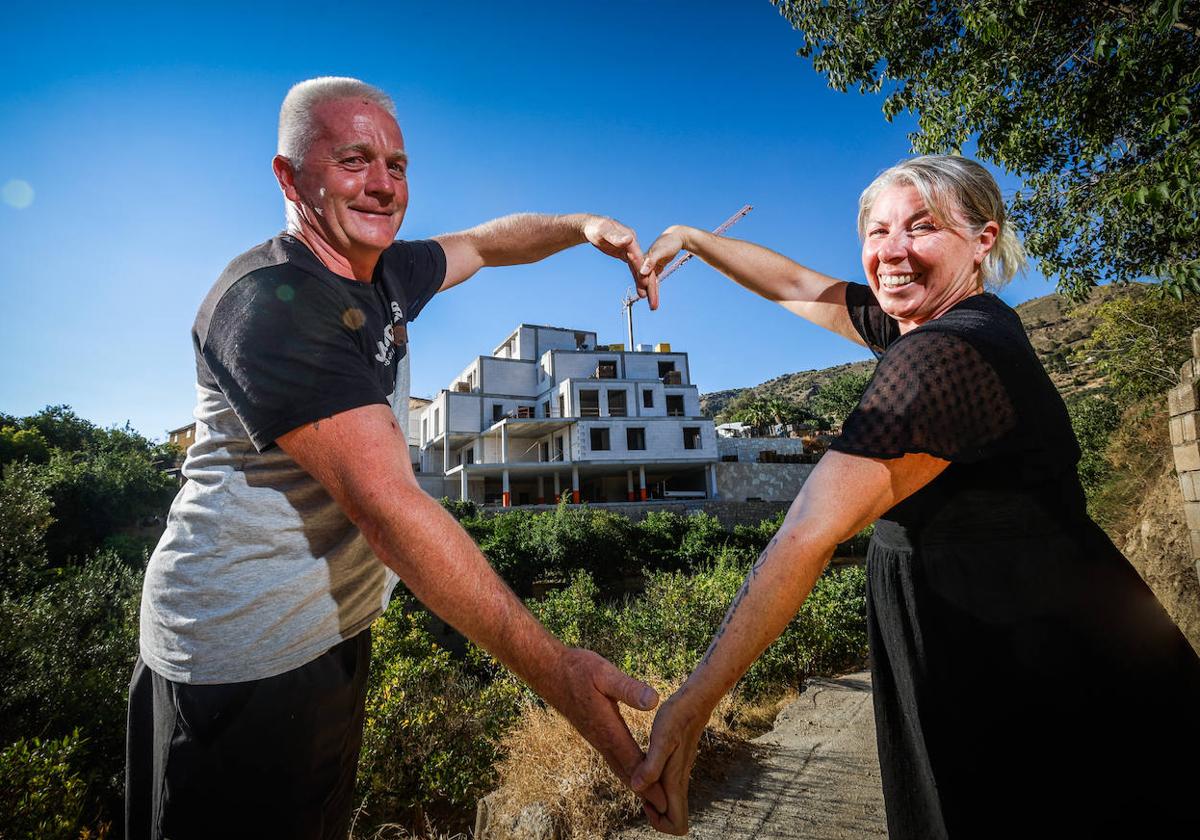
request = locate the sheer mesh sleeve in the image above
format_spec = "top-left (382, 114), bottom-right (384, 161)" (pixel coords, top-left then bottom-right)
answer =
top-left (845, 282), bottom-right (900, 357)
top-left (830, 330), bottom-right (1017, 462)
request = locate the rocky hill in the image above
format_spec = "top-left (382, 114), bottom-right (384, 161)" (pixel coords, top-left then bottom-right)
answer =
top-left (700, 284), bottom-right (1141, 420)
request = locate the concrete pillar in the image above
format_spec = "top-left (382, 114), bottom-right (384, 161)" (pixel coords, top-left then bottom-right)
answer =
top-left (537, 475), bottom-right (545, 505)
top-left (460, 468), bottom-right (468, 501)
top-left (707, 463), bottom-right (719, 499)
top-left (626, 469), bottom-right (635, 502)
top-left (638, 465), bottom-right (648, 501)
top-left (502, 469), bottom-right (511, 507)
top-left (571, 466), bottom-right (581, 504)
top-left (553, 471), bottom-right (561, 502)
top-left (442, 441), bottom-right (449, 474)
top-left (500, 424), bottom-right (509, 465)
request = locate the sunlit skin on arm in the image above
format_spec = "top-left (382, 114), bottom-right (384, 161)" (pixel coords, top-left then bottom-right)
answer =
top-left (275, 405), bottom-right (668, 814)
top-left (434, 213), bottom-right (660, 307)
top-left (630, 449), bottom-right (950, 834)
top-left (640, 225), bottom-right (862, 347)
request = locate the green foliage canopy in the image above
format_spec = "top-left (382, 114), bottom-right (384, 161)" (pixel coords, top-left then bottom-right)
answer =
top-left (772, 0), bottom-right (1200, 298)
top-left (807, 369), bottom-right (873, 428)
top-left (1076, 286), bottom-right (1200, 403)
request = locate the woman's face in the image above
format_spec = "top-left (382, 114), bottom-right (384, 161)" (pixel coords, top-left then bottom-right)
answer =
top-left (860, 183), bottom-right (997, 331)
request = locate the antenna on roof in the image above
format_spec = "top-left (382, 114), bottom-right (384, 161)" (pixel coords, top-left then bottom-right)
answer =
top-left (622, 204), bottom-right (753, 350)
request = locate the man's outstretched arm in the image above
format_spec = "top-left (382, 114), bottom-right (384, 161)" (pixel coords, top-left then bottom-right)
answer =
top-left (433, 213), bottom-right (659, 308)
top-left (275, 404), bottom-right (667, 811)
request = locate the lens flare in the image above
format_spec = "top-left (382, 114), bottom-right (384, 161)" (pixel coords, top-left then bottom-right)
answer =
top-left (2, 179), bottom-right (34, 209)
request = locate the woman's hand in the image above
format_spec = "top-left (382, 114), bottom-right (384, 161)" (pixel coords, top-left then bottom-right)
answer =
top-left (632, 689), bottom-right (712, 835)
top-left (640, 226), bottom-right (692, 289)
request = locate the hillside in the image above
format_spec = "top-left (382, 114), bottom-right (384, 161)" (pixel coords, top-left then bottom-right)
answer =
top-left (700, 284), bottom-right (1141, 420)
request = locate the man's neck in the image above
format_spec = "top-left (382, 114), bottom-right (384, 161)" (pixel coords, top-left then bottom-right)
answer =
top-left (287, 225), bottom-right (379, 283)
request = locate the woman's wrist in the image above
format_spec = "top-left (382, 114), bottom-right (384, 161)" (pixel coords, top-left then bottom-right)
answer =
top-left (665, 224), bottom-right (696, 252)
top-left (673, 672), bottom-right (723, 725)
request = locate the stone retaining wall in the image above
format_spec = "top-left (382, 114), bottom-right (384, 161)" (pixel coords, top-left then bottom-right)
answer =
top-left (1168, 325), bottom-right (1200, 583)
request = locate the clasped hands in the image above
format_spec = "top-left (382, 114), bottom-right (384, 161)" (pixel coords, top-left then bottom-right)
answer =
top-left (571, 216), bottom-right (712, 834)
top-left (581, 216), bottom-right (695, 314)
top-left (553, 646), bottom-right (708, 836)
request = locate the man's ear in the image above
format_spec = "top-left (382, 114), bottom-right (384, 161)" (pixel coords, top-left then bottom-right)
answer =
top-left (272, 155), bottom-right (300, 203)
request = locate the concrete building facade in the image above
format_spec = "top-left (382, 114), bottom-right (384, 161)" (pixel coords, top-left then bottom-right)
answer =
top-left (413, 324), bottom-right (719, 506)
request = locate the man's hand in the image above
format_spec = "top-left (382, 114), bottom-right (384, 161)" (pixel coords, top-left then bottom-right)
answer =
top-left (631, 691), bottom-right (709, 835)
top-left (547, 648), bottom-right (669, 815)
top-left (584, 215), bottom-right (659, 310)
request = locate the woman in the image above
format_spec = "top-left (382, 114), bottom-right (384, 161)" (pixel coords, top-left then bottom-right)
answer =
top-left (631, 156), bottom-right (1200, 838)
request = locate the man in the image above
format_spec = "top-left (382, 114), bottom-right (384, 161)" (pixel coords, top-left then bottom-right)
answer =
top-left (126, 76), bottom-right (665, 839)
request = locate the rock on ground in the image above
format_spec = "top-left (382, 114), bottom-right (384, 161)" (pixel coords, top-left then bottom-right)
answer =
top-left (617, 672), bottom-right (886, 840)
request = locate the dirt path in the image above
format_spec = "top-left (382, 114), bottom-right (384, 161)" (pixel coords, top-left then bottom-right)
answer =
top-left (617, 672), bottom-right (886, 840)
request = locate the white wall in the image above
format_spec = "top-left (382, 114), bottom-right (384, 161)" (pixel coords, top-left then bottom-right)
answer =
top-left (481, 357), bottom-right (538, 396)
top-left (573, 418), bottom-right (717, 461)
top-left (624, 352), bottom-right (689, 383)
top-left (483, 398), bottom-right (538, 425)
top-left (663, 386), bottom-right (702, 417)
top-left (551, 352), bottom-right (620, 384)
top-left (446, 392), bottom-right (482, 433)
top-left (535, 326), bottom-right (596, 354)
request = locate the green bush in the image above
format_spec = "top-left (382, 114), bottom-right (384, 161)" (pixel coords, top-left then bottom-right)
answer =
top-left (614, 551), bottom-right (748, 684)
top-left (632, 510), bottom-right (690, 571)
top-left (677, 512), bottom-right (731, 566)
top-left (527, 502), bottom-right (634, 585)
top-left (527, 571), bottom-right (619, 657)
top-left (357, 605), bottom-right (523, 828)
top-left (438, 497), bottom-right (479, 521)
top-left (1068, 393), bottom-right (1123, 501)
top-left (471, 510), bottom-right (543, 595)
top-left (0, 732), bottom-right (91, 840)
top-left (0, 461), bottom-right (54, 589)
top-left (731, 512), bottom-right (786, 557)
top-left (610, 554), bottom-right (868, 699)
top-left (0, 553), bottom-right (141, 817)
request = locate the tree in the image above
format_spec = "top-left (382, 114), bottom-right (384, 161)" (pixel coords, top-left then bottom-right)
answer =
top-left (807, 369), bottom-right (874, 428)
top-left (730, 398), bottom-right (775, 435)
top-left (1076, 285), bottom-right (1200, 404)
top-left (0, 426), bottom-right (49, 467)
top-left (772, 0), bottom-right (1200, 298)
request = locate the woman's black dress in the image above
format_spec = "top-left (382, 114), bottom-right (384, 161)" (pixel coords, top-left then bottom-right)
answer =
top-left (831, 284), bottom-right (1200, 839)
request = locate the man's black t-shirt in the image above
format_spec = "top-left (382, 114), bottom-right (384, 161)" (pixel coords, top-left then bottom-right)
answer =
top-left (140, 234), bottom-right (445, 684)
top-left (194, 234), bottom-right (445, 450)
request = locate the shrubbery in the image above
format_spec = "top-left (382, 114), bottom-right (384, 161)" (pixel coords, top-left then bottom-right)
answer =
top-left (357, 606), bottom-right (524, 826)
top-left (0, 405), bottom-right (872, 838)
top-left (531, 556), bottom-right (868, 700)
top-left (0, 732), bottom-right (93, 840)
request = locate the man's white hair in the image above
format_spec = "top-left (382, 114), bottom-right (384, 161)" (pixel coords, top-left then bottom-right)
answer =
top-left (277, 76), bottom-right (397, 167)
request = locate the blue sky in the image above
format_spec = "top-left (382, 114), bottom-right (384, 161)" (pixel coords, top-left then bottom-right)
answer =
top-left (0, 0), bottom-right (1056, 439)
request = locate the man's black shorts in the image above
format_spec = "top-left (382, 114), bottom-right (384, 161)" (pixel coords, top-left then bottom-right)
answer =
top-left (125, 629), bottom-right (370, 840)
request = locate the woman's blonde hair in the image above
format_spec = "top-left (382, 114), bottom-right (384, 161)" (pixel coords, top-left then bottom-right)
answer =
top-left (857, 155), bottom-right (1027, 289)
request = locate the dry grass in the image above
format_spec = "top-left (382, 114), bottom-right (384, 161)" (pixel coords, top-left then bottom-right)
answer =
top-left (350, 818), bottom-right (467, 840)
top-left (483, 680), bottom-right (796, 840)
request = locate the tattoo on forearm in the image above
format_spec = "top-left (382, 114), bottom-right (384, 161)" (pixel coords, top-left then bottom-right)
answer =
top-left (700, 535), bottom-right (778, 667)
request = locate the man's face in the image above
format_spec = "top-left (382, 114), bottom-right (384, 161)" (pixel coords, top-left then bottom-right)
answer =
top-left (289, 98), bottom-right (408, 262)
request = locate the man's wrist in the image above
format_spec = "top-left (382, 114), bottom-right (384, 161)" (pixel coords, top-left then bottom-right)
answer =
top-left (520, 635), bottom-right (573, 705)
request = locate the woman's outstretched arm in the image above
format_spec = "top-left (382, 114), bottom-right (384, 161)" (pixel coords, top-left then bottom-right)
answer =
top-left (631, 449), bottom-right (949, 835)
top-left (640, 225), bottom-right (865, 346)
